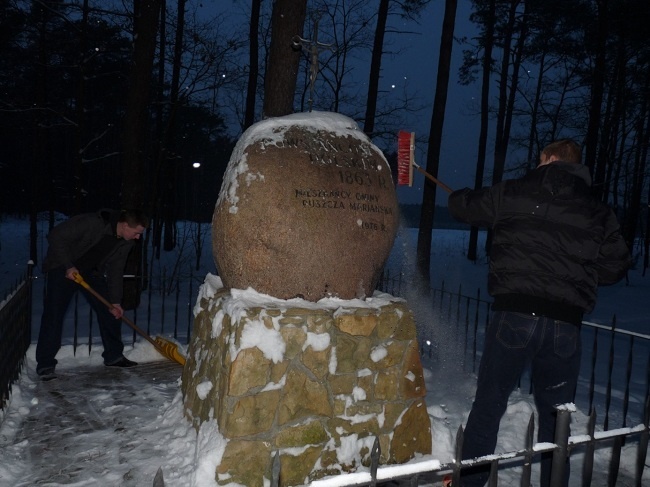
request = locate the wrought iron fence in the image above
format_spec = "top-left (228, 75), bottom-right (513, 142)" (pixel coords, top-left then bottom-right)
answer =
top-left (0, 262), bottom-right (33, 410)
top-left (280, 399), bottom-right (649, 487)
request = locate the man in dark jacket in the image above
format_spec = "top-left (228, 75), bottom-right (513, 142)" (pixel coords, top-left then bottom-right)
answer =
top-left (447, 139), bottom-right (631, 487)
top-left (36, 209), bottom-right (149, 380)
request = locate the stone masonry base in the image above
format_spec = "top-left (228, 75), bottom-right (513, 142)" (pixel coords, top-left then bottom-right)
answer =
top-left (181, 276), bottom-right (432, 486)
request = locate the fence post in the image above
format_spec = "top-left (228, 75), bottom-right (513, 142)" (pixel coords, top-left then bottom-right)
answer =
top-left (604, 315), bottom-right (617, 431)
top-left (607, 436), bottom-right (622, 486)
top-left (582, 408), bottom-right (596, 486)
top-left (549, 405), bottom-right (572, 486)
top-left (271, 451), bottom-right (280, 487)
top-left (521, 413), bottom-right (535, 487)
top-left (588, 327), bottom-right (599, 412)
top-left (450, 425), bottom-right (463, 486)
top-left (27, 261), bottom-right (34, 344)
top-left (369, 436), bottom-right (380, 486)
top-left (635, 394), bottom-right (649, 487)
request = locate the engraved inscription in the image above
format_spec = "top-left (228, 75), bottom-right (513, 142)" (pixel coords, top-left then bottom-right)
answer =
top-left (274, 134), bottom-right (380, 171)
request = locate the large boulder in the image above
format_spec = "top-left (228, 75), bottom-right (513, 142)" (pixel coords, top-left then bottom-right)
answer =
top-left (212, 112), bottom-right (399, 301)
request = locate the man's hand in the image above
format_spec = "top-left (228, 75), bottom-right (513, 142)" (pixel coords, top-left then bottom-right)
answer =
top-left (109, 304), bottom-right (124, 319)
top-left (65, 267), bottom-right (80, 281)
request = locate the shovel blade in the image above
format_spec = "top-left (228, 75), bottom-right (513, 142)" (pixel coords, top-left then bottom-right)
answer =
top-left (154, 336), bottom-right (186, 366)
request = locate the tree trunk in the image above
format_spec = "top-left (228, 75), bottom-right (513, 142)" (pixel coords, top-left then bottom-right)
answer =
top-left (416, 0), bottom-right (458, 280)
top-left (526, 51), bottom-right (546, 165)
top-left (584, 0), bottom-right (608, 200)
top-left (363, 0), bottom-right (389, 137)
top-left (467, 0), bottom-right (495, 262)
top-left (161, 0), bottom-right (186, 252)
top-left (73, 0), bottom-right (90, 215)
top-left (491, 0), bottom-right (519, 186)
top-left (622, 71), bottom-right (650, 252)
top-left (263, 0), bottom-right (307, 118)
top-left (244, 0), bottom-right (262, 129)
top-left (121, 0), bottom-right (163, 209)
top-left (151, 0), bottom-right (166, 258)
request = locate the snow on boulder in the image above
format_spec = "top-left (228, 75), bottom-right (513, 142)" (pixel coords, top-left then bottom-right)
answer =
top-left (212, 111), bottom-right (399, 301)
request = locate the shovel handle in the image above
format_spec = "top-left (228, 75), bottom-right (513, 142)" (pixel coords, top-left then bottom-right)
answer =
top-left (72, 273), bottom-right (162, 351)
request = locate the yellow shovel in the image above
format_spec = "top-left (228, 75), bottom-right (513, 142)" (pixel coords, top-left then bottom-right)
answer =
top-left (73, 273), bottom-right (186, 366)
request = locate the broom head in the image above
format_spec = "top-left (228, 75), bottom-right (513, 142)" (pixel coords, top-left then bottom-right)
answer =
top-left (397, 131), bottom-right (414, 186)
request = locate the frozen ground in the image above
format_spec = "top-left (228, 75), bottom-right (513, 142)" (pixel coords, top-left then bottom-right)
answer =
top-left (0, 337), bottom-right (646, 487)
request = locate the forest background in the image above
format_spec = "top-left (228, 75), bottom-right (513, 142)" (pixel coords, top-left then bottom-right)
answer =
top-left (0, 0), bottom-right (649, 282)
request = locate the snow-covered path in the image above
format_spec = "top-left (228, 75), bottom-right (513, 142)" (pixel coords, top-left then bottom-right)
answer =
top-left (1, 341), bottom-right (646, 487)
top-left (1, 353), bottom-right (188, 487)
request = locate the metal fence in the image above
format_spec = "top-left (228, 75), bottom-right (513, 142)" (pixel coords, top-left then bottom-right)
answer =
top-left (0, 262), bottom-right (33, 409)
top-left (282, 400), bottom-right (648, 487)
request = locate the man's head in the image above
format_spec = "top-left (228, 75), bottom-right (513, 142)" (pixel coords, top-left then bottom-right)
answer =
top-left (117, 209), bottom-right (149, 240)
top-left (539, 139), bottom-right (582, 166)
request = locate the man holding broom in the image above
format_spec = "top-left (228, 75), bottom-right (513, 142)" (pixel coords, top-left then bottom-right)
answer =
top-left (36, 209), bottom-right (148, 380)
top-left (447, 139), bottom-right (631, 487)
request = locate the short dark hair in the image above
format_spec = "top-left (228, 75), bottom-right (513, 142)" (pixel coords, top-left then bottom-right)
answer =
top-left (541, 139), bottom-right (582, 164)
top-left (119, 209), bottom-right (149, 228)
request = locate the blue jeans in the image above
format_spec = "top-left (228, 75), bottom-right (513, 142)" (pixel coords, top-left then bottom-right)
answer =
top-left (36, 268), bottom-right (125, 370)
top-left (461, 311), bottom-right (581, 487)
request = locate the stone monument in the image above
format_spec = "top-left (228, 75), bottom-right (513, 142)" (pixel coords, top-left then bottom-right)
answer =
top-left (182, 112), bottom-right (431, 486)
top-left (212, 111), bottom-right (399, 301)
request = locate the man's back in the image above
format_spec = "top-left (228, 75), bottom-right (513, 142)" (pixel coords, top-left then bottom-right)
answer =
top-left (449, 161), bottom-right (631, 318)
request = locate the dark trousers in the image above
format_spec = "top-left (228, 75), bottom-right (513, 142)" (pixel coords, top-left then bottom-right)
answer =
top-left (461, 311), bottom-right (581, 487)
top-left (36, 269), bottom-right (125, 370)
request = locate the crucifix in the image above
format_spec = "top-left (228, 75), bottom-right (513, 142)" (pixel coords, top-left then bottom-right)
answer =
top-left (292, 14), bottom-right (336, 112)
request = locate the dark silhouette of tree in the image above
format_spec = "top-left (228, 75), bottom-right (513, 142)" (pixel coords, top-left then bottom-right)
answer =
top-left (363, 0), bottom-right (389, 137)
top-left (263, 0), bottom-right (307, 117)
top-left (244, 0), bottom-right (262, 129)
top-left (464, 0), bottom-right (495, 262)
top-left (583, 0), bottom-right (608, 197)
top-left (121, 0), bottom-right (163, 210)
top-left (416, 0), bottom-right (458, 280)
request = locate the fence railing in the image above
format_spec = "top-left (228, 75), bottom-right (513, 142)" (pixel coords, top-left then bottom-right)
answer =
top-left (286, 398), bottom-right (649, 487)
top-left (0, 262), bottom-right (33, 410)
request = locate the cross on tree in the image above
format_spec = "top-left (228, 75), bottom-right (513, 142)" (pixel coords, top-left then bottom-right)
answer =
top-left (292, 14), bottom-right (336, 112)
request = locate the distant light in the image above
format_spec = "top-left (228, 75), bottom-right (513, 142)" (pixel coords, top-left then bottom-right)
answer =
top-left (192, 162), bottom-right (201, 168)
top-left (391, 84), bottom-right (396, 89)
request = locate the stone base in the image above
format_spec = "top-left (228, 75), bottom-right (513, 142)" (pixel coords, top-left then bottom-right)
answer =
top-left (181, 275), bottom-right (431, 486)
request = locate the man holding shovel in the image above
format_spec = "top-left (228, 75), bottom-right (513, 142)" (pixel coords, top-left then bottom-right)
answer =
top-left (36, 209), bottom-right (148, 380)
top-left (447, 139), bottom-right (631, 487)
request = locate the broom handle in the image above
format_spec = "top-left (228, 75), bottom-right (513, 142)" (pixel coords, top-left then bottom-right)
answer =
top-left (73, 274), bottom-right (162, 351)
top-left (413, 163), bottom-right (453, 194)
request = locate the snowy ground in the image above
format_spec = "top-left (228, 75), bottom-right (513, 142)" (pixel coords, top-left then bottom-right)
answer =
top-left (0, 216), bottom-right (648, 486)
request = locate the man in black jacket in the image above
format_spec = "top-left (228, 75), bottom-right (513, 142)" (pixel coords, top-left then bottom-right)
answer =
top-left (36, 209), bottom-right (149, 380)
top-left (447, 139), bottom-right (631, 487)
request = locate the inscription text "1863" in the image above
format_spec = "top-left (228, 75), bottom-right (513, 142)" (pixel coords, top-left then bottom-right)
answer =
top-left (338, 170), bottom-right (389, 189)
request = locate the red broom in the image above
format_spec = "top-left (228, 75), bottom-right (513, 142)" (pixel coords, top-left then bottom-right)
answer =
top-left (396, 131), bottom-right (453, 194)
